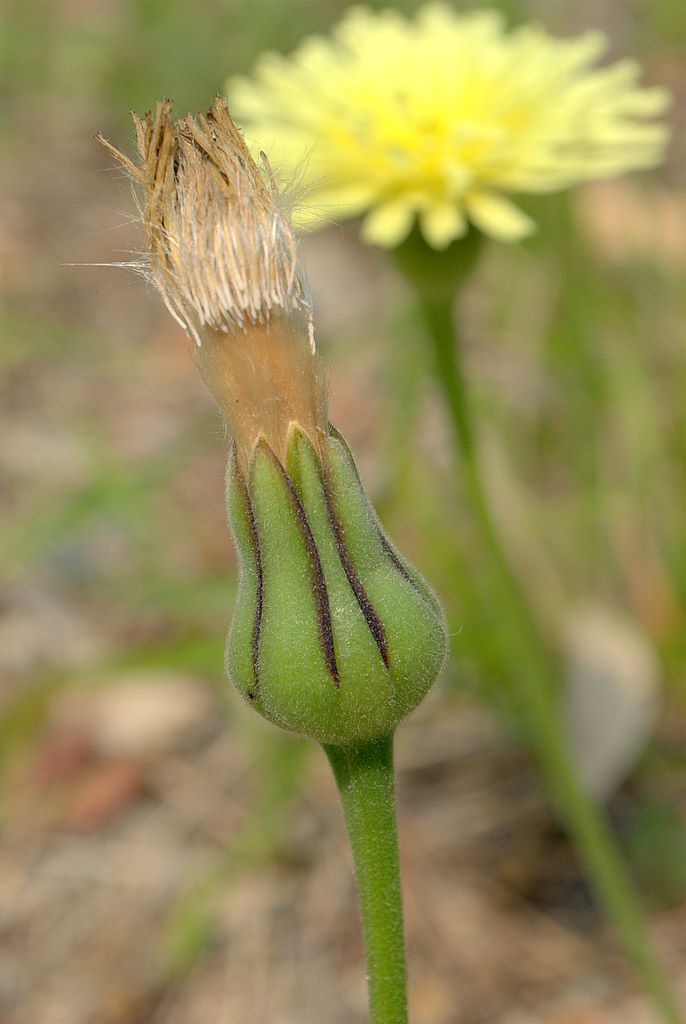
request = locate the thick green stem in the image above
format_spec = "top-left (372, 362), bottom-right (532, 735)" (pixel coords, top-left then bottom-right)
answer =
top-left (411, 277), bottom-right (681, 1024)
top-left (324, 734), bottom-right (408, 1024)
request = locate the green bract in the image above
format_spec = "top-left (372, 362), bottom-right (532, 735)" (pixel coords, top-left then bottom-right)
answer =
top-left (226, 424), bottom-right (447, 745)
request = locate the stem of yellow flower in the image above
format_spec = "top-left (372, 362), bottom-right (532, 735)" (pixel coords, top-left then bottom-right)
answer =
top-left (394, 231), bottom-right (682, 1024)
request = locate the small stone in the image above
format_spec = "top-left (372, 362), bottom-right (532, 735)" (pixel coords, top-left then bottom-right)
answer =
top-left (54, 672), bottom-right (213, 759)
top-left (563, 604), bottom-right (660, 801)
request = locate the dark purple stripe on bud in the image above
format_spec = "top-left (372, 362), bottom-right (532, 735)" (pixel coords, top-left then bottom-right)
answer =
top-left (321, 466), bottom-right (390, 670)
top-left (259, 442), bottom-right (340, 688)
top-left (328, 422), bottom-right (432, 608)
top-left (231, 446), bottom-right (263, 700)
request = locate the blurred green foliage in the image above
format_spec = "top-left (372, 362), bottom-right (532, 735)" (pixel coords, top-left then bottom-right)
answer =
top-left (625, 801), bottom-right (686, 907)
top-left (2, 0), bottom-right (685, 739)
top-left (1, 0), bottom-right (685, 974)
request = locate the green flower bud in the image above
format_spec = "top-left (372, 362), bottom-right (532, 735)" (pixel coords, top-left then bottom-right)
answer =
top-left (227, 423), bottom-right (447, 746)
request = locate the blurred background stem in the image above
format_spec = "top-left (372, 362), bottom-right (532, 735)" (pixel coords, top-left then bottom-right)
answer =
top-left (394, 233), bottom-right (682, 1024)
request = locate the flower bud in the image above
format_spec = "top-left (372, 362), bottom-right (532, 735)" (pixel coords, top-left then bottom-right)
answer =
top-left (227, 423), bottom-right (447, 746)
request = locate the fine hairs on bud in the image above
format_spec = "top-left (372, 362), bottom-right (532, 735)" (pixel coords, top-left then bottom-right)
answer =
top-left (98, 98), bottom-right (327, 466)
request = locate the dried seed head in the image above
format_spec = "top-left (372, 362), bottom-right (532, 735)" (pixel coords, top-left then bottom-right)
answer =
top-left (98, 99), bottom-right (327, 466)
top-left (98, 97), bottom-right (312, 342)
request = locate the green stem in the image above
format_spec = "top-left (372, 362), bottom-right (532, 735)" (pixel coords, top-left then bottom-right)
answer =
top-left (324, 734), bottom-right (408, 1024)
top-left (412, 280), bottom-right (681, 1024)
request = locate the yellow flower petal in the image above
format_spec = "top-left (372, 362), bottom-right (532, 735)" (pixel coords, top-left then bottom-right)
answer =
top-left (419, 203), bottom-right (467, 249)
top-left (465, 192), bottom-right (537, 242)
top-left (228, 3), bottom-right (670, 248)
top-left (310, 183), bottom-right (380, 216)
top-left (360, 199), bottom-right (415, 247)
top-left (291, 183), bottom-right (379, 230)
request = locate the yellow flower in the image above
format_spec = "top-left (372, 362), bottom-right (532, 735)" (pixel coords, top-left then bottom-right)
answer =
top-left (227, 3), bottom-right (670, 249)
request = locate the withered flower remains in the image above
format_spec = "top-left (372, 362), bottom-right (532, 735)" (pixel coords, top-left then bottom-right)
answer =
top-left (98, 98), bottom-right (324, 468)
